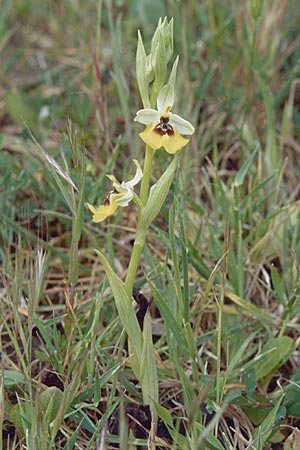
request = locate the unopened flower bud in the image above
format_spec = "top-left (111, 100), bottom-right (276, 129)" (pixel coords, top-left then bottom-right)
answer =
top-left (151, 29), bottom-right (167, 93)
top-left (250, 0), bottom-right (263, 20)
top-left (160, 17), bottom-right (173, 63)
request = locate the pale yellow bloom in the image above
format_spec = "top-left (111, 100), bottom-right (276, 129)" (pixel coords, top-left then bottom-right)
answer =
top-left (88, 160), bottom-right (143, 223)
top-left (134, 84), bottom-right (194, 154)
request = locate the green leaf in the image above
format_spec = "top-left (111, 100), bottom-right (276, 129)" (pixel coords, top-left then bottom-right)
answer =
top-left (241, 393), bottom-right (273, 425)
top-left (95, 250), bottom-right (143, 374)
top-left (10, 403), bottom-right (26, 438)
top-left (39, 386), bottom-right (63, 422)
top-left (253, 397), bottom-right (284, 446)
top-left (73, 153), bottom-right (86, 243)
top-left (188, 240), bottom-right (212, 280)
top-left (148, 280), bottom-right (187, 349)
top-left (140, 155), bottom-right (178, 229)
top-left (225, 289), bottom-right (272, 321)
top-left (3, 370), bottom-right (25, 387)
top-left (228, 332), bottom-right (257, 373)
top-left (155, 403), bottom-right (174, 428)
top-left (62, 419), bottom-right (84, 450)
top-left (254, 336), bottom-right (294, 381)
top-left (140, 310), bottom-right (158, 413)
top-left (194, 423), bottom-right (226, 450)
top-left (283, 368), bottom-right (300, 417)
top-left (99, 360), bottom-right (126, 389)
top-left (244, 368), bottom-right (256, 395)
top-left (234, 145), bottom-right (258, 187)
top-left (271, 265), bottom-right (286, 305)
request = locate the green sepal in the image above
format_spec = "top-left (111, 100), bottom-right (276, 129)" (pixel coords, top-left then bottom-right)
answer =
top-left (168, 55), bottom-right (179, 86)
top-left (136, 31), bottom-right (151, 109)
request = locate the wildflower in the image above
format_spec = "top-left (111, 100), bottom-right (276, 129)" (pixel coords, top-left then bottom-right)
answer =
top-left (88, 160), bottom-right (143, 222)
top-left (134, 84), bottom-right (194, 154)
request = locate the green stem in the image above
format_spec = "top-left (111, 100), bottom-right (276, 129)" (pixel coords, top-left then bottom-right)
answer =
top-left (124, 81), bottom-right (159, 295)
top-left (124, 231), bottom-right (146, 297)
top-left (124, 144), bottom-right (154, 295)
top-left (139, 145), bottom-right (154, 205)
top-left (138, 78), bottom-right (158, 204)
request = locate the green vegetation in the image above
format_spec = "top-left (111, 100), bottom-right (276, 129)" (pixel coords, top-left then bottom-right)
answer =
top-left (1, 1), bottom-right (300, 449)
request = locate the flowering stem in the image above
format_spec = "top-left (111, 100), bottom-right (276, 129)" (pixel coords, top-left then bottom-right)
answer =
top-left (124, 227), bottom-right (146, 297)
top-left (124, 85), bottom-right (159, 295)
top-left (139, 145), bottom-right (154, 205)
top-left (125, 145), bottom-right (154, 295)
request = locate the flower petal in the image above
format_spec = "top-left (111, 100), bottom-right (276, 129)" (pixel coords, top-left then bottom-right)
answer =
top-left (106, 174), bottom-right (122, 192)
top-left (169, 113), bottom-right (195, 135)
top-left (87, 203), bottom-right (96, 214)
top-left (113, 190), bottom-right (133, 207)
top-left (88, 202), bottom-right (118, 223)
top-left (134, 109), bottom-right (160, 125)
top-left (139, 123), bottom-right (189, 154)
top-left (157, 84), bottom-right (174, 113)
top-left (124, 159), bottom-right (143, 189)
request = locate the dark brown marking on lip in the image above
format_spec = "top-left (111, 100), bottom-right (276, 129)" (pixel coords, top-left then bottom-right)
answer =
top-left (154, 116), bottom-right (174, 136)
top-left (103, 197), bottom-right (110, 206)
top-left (103, 189), bottom-right (116, 206)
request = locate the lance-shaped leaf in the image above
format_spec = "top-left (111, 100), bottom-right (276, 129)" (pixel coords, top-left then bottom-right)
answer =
top-left (140, 310), bottom-right (159, 417)
top-left (140, 154), bottom-right (178, 229)
top-left (128, 338), bottom-right (142, 380)
top-left (95, 250), bottom-right (143, 374)
top-left (253, 336), bottom-right (294, 381)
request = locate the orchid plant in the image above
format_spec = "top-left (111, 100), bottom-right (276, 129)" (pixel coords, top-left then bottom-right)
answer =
top-left (88, 17), bottom-right (194, 442)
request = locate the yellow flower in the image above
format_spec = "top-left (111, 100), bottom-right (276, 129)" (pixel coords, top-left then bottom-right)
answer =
top-left (88, 160), bottom-right (143, 223)
top-left (134, 84), bottom-right (194, 154)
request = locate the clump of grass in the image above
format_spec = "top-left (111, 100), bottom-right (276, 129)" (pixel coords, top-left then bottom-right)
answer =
top-left (1, 1), bottom-right (300, 449)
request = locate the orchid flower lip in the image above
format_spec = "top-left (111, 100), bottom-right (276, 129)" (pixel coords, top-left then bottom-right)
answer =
top-left (154, 116), bottom-right (174, 136)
